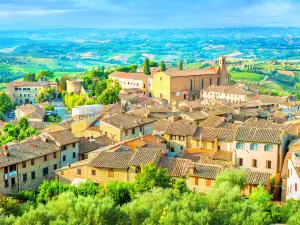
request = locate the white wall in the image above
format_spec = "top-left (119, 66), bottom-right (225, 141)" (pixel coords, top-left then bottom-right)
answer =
top-left (286, 160), bottom-right (300, 200)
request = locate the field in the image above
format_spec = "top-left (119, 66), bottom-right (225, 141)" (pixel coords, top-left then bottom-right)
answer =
top-left (230, 72), bottom-right (265, 82)
top-left (261, 80), bottom-right (296, 96)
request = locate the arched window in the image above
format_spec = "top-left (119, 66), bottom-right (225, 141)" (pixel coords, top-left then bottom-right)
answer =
top-left (217, 77), bottom-right (220, 86)
top-left (190, 79), bottom-right (193, 91)
top-left (236, 142), bottom-right (245, 149)
top-left (250, 143), bottom-right (259, 151)
top-left (202, 79), bottom-right (204, 89)
top-left (210, 78), bottom-right (212, 86)
top-left (264, 144), bottom-right (273, 151)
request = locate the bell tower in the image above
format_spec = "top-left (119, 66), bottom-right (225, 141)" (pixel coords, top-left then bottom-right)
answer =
top-left (219, 56), bottom-right (230, 86)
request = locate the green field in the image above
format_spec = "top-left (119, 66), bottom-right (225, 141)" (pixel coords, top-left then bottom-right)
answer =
top-left (261, 80), bottom-right (296, 95)
top-left (230, 72), bottom-right (265, 82)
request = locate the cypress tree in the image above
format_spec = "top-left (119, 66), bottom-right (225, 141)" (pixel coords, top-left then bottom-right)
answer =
top-left (160, 61), bottom-right (166, 72)
top-left (143, 58), bottom-right (151, 75)
top-left (178, 60), bottom-right (183, 70)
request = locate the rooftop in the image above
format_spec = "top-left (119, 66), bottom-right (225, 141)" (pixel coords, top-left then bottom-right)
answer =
top-left (46, 129), bottom-right (79, 147)
top-left (158, 67), bottom-right (219, 77)
top-left (89, 151), bottom-right (134, 169)
top-left (158, 157), bottom-right (191, 177)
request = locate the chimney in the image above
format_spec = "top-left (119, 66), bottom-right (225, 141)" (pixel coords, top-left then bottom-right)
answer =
top-left (193, 165), bottom-right (197, 175)
top-left (67, 163), bottom-right (71, 168)
top-left (3, 145), bottom-right (9, 157)
top-left (31, 143), bottom-right (35, 148)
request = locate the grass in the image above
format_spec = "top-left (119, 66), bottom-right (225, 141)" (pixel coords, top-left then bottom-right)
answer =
top-left (261, 80), bottom-right (296, 95)
top-left (230, 72), bottom-right (265, 82)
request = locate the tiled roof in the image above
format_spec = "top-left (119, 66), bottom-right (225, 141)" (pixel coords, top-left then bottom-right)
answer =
top-left (234, 126), bottom-right (284, 144)
top-left (165, 120), bottom-right (196, 136)
top-left (199, 116), bottom-right (225, 128)
top-left (160, 68), bottom-right (219, 77)
top-left (0, 138), bottom-right (60, 167)
top-left (203, 107), bottom-right (235, 117)
top-left (7, 81), bottom-right (56, 87)
top-left (78, 137), bottom-right (100, 154)
top-left (246, 170), bottom-right (270, 185)
top-left (182, 111), bottom-right (209, 121)
top-left (153, 120), bottom-right (172, 132)
top-left (102, 103), bottom-right (125, 114)
top-left (213, 150), bottom-right (232, 161)
top-left (109, 72), bottom-right (147, 81)
top-left (182, 148), bottom-right (215, 162)
top-left (16, 104), bottom-right (46, 119)
top-left (189, 163), bottom-right (222, 179)
top-left (158, 157), bottom-right (191, 177)
top-left (250, 95), bottom-right (287, 104)
top-left (218, 128), bottom-right (237, 141)
top-left (193, 127), bottom-right (218, 141)
top-left (93, 136), bottom-right (115, 148)
top-left (101, 113), bottom-right (156, 130)
top-left (129, 146), bottom-right (161, 166)
top-left (90, 152), bottom-right (134, 169)
top-left (46, 129), bottom-right (79, 147)
top-left (202, 85), bottom-right (251, 96)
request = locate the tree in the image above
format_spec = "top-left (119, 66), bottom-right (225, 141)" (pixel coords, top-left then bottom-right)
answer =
top-left (143, 58), bottom-right (151, 75)
top-left (100, 181), bottom-right (133, 205)
top-left (58, 75), bottom-right (70, 91)
top-left (96, 79), bottom-right (121, 105)
top-left (295, 82), bottom-right (300, 90)
top-left (173, 178), bottom-right (188, 193)
top-left (23, 73), bottom-right (36, 82)
top-left (149, 60), bottom-right (159, 67)
top-left (214, 169), bottom-right (246, 190)
top-left (178, 60), bottom-right (183, 70)
top-left (160, 60), bottom-right (166, 71)
top-left (134, 163), bottom-right (171, 193)
top-left (35, 70), bottom-right (54, 81)
top-left (35, 87), bottom-right (56, 103)
top-left (0, 194), bottom-right (22, 216)
top-left (18, 117), bottom-right (29, 130)
top-left (0, 92), bottom-right (13, 114)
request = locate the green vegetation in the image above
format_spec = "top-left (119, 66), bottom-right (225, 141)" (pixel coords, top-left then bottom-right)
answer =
top-left (160, 60), bottom-right (166, 72)
top-left (178, 60), bottom-right (183, 70)
top-left (1, 166), bottom-right (300, 225)
top-left (0, 92), bottom-right (13, 117)
top-left (0, 117), bottom-right (38, 145)
top-left (230, 72), bottom-right (265, 82)
top-left (57, 75), bottom-right (69, 92)
top-left (23, 73), bottom-right (36, 82)
top-left (35, 87), bottom-right (56, 103)
top-left (143, 58), bottom-right (151, 75)
top-left (35, 70), bottom-right (55, 81)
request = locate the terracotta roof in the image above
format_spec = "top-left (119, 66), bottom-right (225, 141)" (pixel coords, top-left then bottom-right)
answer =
top-left (193, 127), bottom-right (218, 141)
top-left (182, 111), bottom-right (209, 121)
top-left (129, 147), bottom-right (161, 166)
top-left (203, 107), bottom-right (235, 117)
top-left (16, 104), bottom-right (46, 119)
top-left (165, 120), bottom-right (196, 136)
top-left (242, 117), bottom-right (282, 129)
top-left (90, 152), bottom-right (134, 169)
top-left (46, 130), bottom-right (79, 147)
top-left (158, 157), bottom-right (191, 177)
top-left (7, 81), bottom-right (57, 87)
top-left (234, 126), bottom-right (284, 144)
top-left (153, 120), bottom-right (172, 132)
top-left (203, 85), bottom-right (251, 96)
top-left (101, 113), bottom-right (156, 130)
top-left (109, 72), bottom-right (147, 81)
top-left (250, 95), bottom-right (287, 104)
top-left (189, 163), bottom-right (222, 179)
top-left (0, 138), bottom-right (60, 167)
top-left (213, 150), bottom-right (232, 161)
top-left (182, 148), bottom-right (215, 162)
top-left (246, 170), bottom-right (270, 185)
top-left (218, 128), bottom-right (237, 141)
top-left (102, 103), bottom-right (125, 114)
top-left (199, 116), bottom-right (225, 128)
top-left (93, 136), bottom-right (115, 148)
top-left (78, 137), bottom-right (100, 155)
top-left (159, 68), bottom-right (219, 77)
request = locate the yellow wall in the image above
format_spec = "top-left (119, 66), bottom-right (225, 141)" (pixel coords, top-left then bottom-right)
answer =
top-left (186, 176), bottom-right (215, 193)
top-left (153, 72), bottom-right (171, 101)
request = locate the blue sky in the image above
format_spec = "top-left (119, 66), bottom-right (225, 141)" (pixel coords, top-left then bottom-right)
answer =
top-left (0, 0), bottom-right (299, 29)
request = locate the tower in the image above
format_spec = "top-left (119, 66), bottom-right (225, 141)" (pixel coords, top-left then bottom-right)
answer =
top-left (219, 56), bottom-right (230, 86)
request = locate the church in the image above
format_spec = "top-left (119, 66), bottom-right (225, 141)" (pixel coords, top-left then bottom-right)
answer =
top-left (152, 56), bottom-right (230, 102)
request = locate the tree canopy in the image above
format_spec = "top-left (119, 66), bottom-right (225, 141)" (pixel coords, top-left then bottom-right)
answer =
top-left (23, 73), bottom-right (36, 82)
top-left (160, 60), bottom-right (166, 71)
top-left (58, 75), bottom-right (70, 91)
top-left (0, 92), bottom-right (13, 115)
top-left (178, 60), bottom-right (183, 70)
top-left (35, 70), bottom-right (54, 81)
top-left (143, 58), bottom-right (151, 75)
top-left (35, 88), bottom-right (56, 103)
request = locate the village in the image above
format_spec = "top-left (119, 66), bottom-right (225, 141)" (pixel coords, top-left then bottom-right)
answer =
top-left (1, 56), bottom-right (300, 203)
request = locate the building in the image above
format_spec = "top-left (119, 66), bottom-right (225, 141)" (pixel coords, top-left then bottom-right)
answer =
top-left (286, 152), bottom-right (300, 200)
top-left (152, 56), bottom-right (230, 102)
top-left (109, 72), bottom-right (152, 97)
top-left (100, 113), bottom-right (156, 142)
top-left (6, 81), bottom-right (58, 104)
top-left (15, 104), bottom-right (46, 122)
top-left (66, 79), bottom-right (81, 95)
top-left (72, 104), bottom-right (103, 117)
top-left (201, 85), bottom-right (251, 103)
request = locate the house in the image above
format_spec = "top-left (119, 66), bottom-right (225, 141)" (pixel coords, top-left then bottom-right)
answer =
top-left (15, 104), bottom-right (46, 122)
top-left (44, 130), bottom-right (80, 167)
top-left (72, 104), bottom-right (103, 118)
top-left (180, 111), bottom-right (209, 125)
top-left (201, 85), bottom-right (251, 103)
top-left (0, 137), bottom-right (60, 194)
top-left (11, 120), bottom-right (51, 131)
top-left (243, 170), bottom-right (271, 196)
top-left (100, 113), bottom-right (156, 142)
top-left (6, 81), bottom-right (58, 104)
top-left (152, 56), bottom-right (230, 102)
top-left (286, 152), bottom-right (300, 200)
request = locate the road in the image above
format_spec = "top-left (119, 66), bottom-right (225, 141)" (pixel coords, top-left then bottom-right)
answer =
top-left (52, 99), bottom-right (71, 121)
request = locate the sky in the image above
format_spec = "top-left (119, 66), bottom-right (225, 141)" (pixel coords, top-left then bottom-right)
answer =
top-left (0, 0), bottom-right (300, 29)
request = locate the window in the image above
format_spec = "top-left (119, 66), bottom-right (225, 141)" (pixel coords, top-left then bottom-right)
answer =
top-left (62, 145), bottom-right (67, 150)
top-left (10, 165), bottom-right (16, 172)
top-left (202, 79), bottom-right (204, 89)
top-left (53, 152), bottom-right (57, 159)
top-left (266, 160), bottom-right (272, 169)
top-left (206, 179), bottom-right (212, 186)
top-left (91, 170), bottom-right (96, 176)
top-left (252, 159), bottom-right (257, 168)
top-left (20, 94), bottom-right (22, 97)
top-left (190, 79), bottom-right (193, 91)
top-left (171, 135), bottom-right (176, 140)
top-left (77, 169), bottom-right (81, 175)
top-left (236, 142), bottom-right (245, 149)
top-left (31, 159), bottom-right (34, 166)
top-left (4, 180), bottom-right (9, 188)
top-left (140, 126), bottom-right (143, 132)
top-left (73, 143), bottom-right (76, 148)
top-left (22, 161), bottom-right (26, 168)
top-left (23, 174), bottom-right (27, 182)
top-left (250, 143), bottom-right (259, 151)
top-left (43, 167), bottom-right (48, 176)
top-left (53, 164), bottom-right (57, 170)
top-left (132, 128), bottom-right (135, 135)
top-left (264, 144), bottom-right (273, 152)
top-left (4, 166), bottom-right (8, 174)
top-left (179, 136), bottom-right (185, 141)
top-left (31, 171), bottom-right (35, 180)
top-left (11, 177), bottom-right (15, 186)
top-left (210, 78), bottom-right (212, 86)
top-left (63, 155), bottom-right (66, 162)
top-left (125, 130), bottom-right (128, 136)
top-left (217, 77), bottom-right (220, 86)
top-left (295, 183), bottom-right (298, 192)
top-left (44, 155), bottom-right (47, 161)
top-left (73, 152), bottom-right (76, 159)
top-left (194, 177), bottom-right (199, 185)
top-left (171, 147), bottom-right (175, 152)
top-left (108, 168), bottom-right (114, 177)
top-left (238, 158), bottom-right (243, 166)
top-left (180, 146), bottom-right (184, 150)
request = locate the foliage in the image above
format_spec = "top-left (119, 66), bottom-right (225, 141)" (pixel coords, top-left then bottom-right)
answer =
top-left (0, 194), bottom-right (22, 216)
top-left (96, 79), bottom-right (121, 105)
top-left (43, 105), bottom-right (54, 111)
top-left (160, 60), bottom-right (166, 71)
top-left (173, 178), bottom-right (188, 193)
top-left (58, 75), bottom-right (69, 91)
top-left (23, 73), bottom-right (36, 82)
top-left (134, 163), bottom-right (171, 193)
top-left (214, 169), bottom-right (246, 189)
top-left (114, 65), bottom-right (137, 73)
top-left (64, 93), bottom-right (87, 110)
top-left (0, 92), bottom-right (13, 114)
top-left (45, 115), bottom-right (62, 124)
top-left (295, 82), bottom-right (300, 90)
top-left (178, 60), bottom-right (183, 70)
top-left (35, 70), bottom-right (54, 81)
top-left (149, 60), bottom-right (159, 67)
top-left (35, 87), bottom-right (56, 103)
top-left (143, 58), bottom-right (151, 75)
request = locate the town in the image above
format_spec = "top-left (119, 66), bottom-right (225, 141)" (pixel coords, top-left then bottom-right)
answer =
top-left (0, 55), bottom-right (300, 223)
